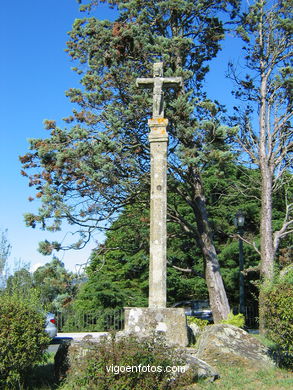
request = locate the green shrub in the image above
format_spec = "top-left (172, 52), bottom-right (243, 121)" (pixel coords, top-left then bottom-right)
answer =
top-left (261, 273), bottom-right (293, 366)
top-left (221, 312), bottom-right (245, 328)
top-left (59, 334), bottom-right (194, 390)
top-left (0, 294), bottom-right (50, 388)
top-left (187, 316), bottom-right (209, 330)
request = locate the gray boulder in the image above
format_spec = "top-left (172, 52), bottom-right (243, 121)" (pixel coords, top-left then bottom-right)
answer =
top-left (196, 324), bottom-right (275, 368)
top-left (182, 349), bottom-right (220, 382)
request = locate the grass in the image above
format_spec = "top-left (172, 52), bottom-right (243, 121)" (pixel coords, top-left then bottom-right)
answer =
top-left (191, 363), bottom-right (293, 390)
top-left (29, 362), bottom-right (293, 390)
top-left (25, 352), bottom-right (57, 390)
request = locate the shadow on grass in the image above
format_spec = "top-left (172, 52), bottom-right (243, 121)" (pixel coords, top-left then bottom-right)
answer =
top-left (25, 362), bottom-right (58, 390)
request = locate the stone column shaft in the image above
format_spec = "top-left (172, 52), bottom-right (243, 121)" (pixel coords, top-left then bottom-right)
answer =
top-left (148, 118), bottom-right (168, 308)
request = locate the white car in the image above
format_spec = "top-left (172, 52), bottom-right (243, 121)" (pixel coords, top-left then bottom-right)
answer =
top-left (45, 312), bottom-right (57, 338)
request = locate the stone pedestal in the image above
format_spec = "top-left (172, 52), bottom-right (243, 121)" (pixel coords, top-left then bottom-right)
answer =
top-left (124, 307), bottom-right (188, 347)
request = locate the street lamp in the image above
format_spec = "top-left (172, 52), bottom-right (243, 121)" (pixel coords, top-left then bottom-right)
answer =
top-left (234, 210), bottom-right (245, 315)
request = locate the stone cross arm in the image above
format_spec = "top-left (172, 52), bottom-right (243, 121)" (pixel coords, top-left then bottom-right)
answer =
top-left (136, 76), bottom-right (183, 89)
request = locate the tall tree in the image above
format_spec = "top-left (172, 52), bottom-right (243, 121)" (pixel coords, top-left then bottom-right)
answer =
top-left (229, 0), bottom-right (292, 282)
top-left (20, 0), bottom-right (239, 321)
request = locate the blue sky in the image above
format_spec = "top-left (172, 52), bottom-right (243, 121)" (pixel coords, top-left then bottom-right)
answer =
top-left (1, 1), bottom-right (242, 274)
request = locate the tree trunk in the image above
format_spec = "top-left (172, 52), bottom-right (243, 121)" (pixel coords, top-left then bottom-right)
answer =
top-left (192, 175), bottom-right (230, 323)
top-left (258, 65), bottom-right (275, 334)
top-left (258, 164), bottom-right (275, 334)
top-left (260, 166), bottom-right (274, 281)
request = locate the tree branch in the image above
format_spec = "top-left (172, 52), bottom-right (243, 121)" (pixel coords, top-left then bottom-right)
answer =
top-left (167, 261), bottom-right (204, 279)
top-left (230, 233), bottom-right (261, 256)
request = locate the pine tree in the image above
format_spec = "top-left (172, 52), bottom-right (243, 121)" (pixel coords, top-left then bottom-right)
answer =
top-left (20, 0), bottom-right (239, 321)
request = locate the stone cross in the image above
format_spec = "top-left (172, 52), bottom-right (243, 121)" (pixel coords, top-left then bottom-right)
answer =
top-left (136, 62), bottom-right (183, 118)
top-left (123, 64), bottom-right (188, 347)
top-left (136, 63), bottom-right (183, 308)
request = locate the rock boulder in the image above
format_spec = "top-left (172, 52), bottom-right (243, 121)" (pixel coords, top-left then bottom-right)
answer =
top-left (196, 324), bottom-right (274, 368)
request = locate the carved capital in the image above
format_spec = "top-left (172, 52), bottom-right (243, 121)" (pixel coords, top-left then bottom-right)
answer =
top-left (148, 118), bottom-right (169, 143)
top-left (148, 118), bottom-right (169, 128)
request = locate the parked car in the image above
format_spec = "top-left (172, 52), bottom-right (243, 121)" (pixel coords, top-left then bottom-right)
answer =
top-left (172, 300), bottom-right (213, 322)
top-left (45, 312), bottom-right (57, 337)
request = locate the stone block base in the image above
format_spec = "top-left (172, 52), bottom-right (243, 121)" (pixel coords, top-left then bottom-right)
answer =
top-left (124, 307), bottom-right (188, 347)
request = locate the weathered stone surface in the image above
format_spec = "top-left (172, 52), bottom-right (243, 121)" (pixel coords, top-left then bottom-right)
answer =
top-left (148, 118), bottom-right (169, 308)
top-left (124, 307), bottom-right (189, 347)
top-left (196, 324), bottom-right (275, 368)
top-left (179, 348), bottom-right (219, 382)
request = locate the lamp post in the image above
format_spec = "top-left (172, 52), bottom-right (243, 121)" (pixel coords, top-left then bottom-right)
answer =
top-left (234, 210), bottom-right (245, 315)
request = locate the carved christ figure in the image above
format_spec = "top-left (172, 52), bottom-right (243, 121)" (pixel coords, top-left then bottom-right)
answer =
top-left (136, 62), bottom-right (183, 119)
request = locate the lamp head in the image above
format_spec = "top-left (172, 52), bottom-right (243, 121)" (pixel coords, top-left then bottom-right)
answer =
top-left (234, 210), bottom-right (245, 228)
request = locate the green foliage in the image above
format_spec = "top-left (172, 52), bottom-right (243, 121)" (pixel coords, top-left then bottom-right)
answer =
top-left (221, 312), bottom-right (245, 328)
top-left (72, 200), bottom-right (204, 313)
top-left (33, 257), bottom-right (77, 312)
top-left (187, 316), bottom-right (209, 330)
top-left (261, 269), bottom-right (293, 365)
top-left (74, 162), bottom-right (266, 313)
top-left (59, 334), bottom-right (193, 390)
top-left (4, 257), bottom-right (77, 324)
top-left (0, 294), bottom-right (50, 388)
top-left (6, 268), bottom-right (34, 296)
